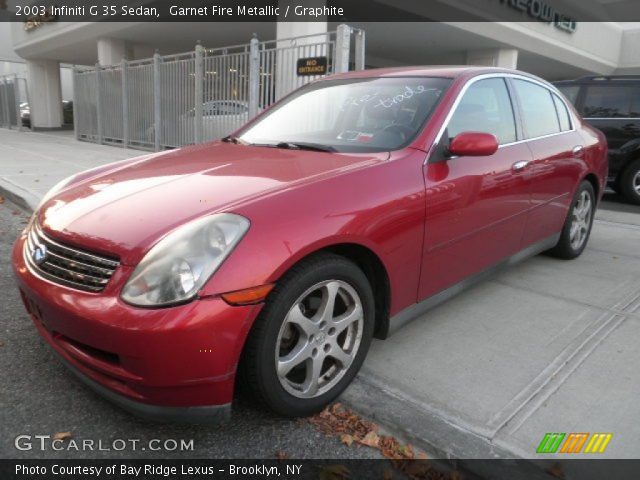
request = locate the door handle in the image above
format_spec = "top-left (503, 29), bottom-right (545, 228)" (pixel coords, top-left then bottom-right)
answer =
top-left (512, 160), bottom-right (530, 172)
top-left (572, 145), bottom-right (584, 156)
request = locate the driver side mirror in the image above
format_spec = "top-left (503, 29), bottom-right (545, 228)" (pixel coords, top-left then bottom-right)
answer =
top-left (447, 132), bottom-right (499, 157)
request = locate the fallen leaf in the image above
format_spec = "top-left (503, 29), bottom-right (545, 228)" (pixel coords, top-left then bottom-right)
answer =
top-left (53, 431), bottom-right (72, 441)
top-left (0, 196), bottom-right (4, 204)
top-left (319, 464), bottom-right (350, 480)
top-left (274, 450), bottom-right (289, 460)
top-left (449, 471), bottom-right (462, 480)
top-left (308, 402), bottom-right (441, 478)
top-left (394, 460), bottom-right (433, 479)
top-left (358, 431), bottom-right (380, 448)
top-left (546, 463), bottom-right (565, 479)
top-left (398, 443), bottom-right (414, 459)
top-left (340, 434), bottom-right (354, 447)
top-left (0, 341), bottom-right (4, 347)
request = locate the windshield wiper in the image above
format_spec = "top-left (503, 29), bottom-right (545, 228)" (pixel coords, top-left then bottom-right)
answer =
top-left (273, 141), bottom-right (336, 153)
top-left (221, 135), bottom-right (247, 145)
top-left (237, 140), bottom-right (337, 152)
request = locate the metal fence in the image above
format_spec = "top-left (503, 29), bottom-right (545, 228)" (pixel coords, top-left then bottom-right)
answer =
top-left (74, 24), bottom-right (365, 151)
top-left (0, 74), bottom-right (28, 131)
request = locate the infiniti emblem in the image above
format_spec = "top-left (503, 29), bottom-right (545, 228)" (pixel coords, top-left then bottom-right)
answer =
top-left (32, 244), bottom-right (47, 265)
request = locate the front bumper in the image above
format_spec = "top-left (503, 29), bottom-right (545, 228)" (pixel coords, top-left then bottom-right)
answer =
top-left (12, 232), bottom-right (262, 423)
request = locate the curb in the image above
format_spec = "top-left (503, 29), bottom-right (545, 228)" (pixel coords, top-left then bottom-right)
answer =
top-left (0, 178), bottom-right (38, 213)
top-left (341, 373), bottom-right (557, 480)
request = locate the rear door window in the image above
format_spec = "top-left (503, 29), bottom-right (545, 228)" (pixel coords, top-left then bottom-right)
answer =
top-left (512, 80), bottom-right (561, 139)
top-left (582, 85), bottom-right (640, 118)
top-left (447, 78), bottom-right (517, 145)
top-left (552, 94), bottom-right (572, 132)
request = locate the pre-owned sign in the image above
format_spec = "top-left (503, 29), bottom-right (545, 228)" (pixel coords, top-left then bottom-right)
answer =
top-left (297, 57), bottom-right (328, 76)
top-left (499, 0), bottom-right (577, 33)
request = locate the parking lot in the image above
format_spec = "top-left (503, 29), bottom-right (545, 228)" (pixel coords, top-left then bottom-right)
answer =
top-left (0, 129), bottom-right (639, 461)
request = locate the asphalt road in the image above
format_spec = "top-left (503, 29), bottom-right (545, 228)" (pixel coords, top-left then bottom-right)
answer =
top-left (0, 202), bottom-right (379, 460)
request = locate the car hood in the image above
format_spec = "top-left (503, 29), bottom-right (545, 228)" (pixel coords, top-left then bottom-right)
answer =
top-left (38, 142), bottom-right (388, 265)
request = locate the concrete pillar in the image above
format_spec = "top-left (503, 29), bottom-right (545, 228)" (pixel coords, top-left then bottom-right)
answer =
top-left (97, 38), bottom-right (131, 66)
top-left (275, 0), bottom-right (328, 100)
top-left (26, 60), bottom-right (63, 129)
top-left (467, 48), bottom-right (519, 69)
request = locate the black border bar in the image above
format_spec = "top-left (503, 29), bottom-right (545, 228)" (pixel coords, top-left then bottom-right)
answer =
top-left (2, 0), bottom-right (640, 23)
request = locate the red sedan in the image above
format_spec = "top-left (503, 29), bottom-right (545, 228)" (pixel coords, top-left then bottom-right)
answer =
top-left (13, 67), bottom-right (607, 422)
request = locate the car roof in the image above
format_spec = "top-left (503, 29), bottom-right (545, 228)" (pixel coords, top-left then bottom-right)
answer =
top-left (322, 66), bottom-right (545, 83)
top-left (555, 75), bottom-right (640, 84)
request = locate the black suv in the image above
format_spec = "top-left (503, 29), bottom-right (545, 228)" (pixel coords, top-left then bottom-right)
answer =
top-left (555, 76), bottom-right (640, 204)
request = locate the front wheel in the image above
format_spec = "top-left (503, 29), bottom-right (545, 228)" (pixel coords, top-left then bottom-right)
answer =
top-left (547, 180), bottom-right (595, 259)
top-left (619, 159), bottom-right (640, 205)
top-left (238, 253), bottom-right (375, 417)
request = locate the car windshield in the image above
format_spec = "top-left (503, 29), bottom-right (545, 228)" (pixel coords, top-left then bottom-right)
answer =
top-left (237, 77), bottom-right (451, 153)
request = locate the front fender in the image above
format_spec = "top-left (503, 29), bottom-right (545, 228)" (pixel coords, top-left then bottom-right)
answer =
top-left (198, 149), bottom-right (428, 317)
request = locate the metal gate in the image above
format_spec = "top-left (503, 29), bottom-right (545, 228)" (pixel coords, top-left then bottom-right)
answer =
top-left (74, 24), bottom-right (365, 151)
top-left (0, 74), bottom-right (27, 130)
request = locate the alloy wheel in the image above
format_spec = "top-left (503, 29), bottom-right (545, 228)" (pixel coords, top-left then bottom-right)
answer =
top-left (569, 190), bottom-right (593, 250)
top-left (275, 280), bottom-right (364, 399)
top-left (633, 170), bottom-right (640, 195)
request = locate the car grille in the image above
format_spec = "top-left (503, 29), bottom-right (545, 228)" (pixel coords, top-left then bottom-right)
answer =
top-left (24, 223), bottom-right (119, 293)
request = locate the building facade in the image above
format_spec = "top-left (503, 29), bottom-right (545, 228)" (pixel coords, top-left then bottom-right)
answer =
top-left (5, 1), bottom-right (640, 129)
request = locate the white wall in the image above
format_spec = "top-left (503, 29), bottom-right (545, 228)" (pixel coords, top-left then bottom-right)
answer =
top-left (617, 28), bottom-right (640, 74)
top-left (0, 21), bottom-right (27, 77)
top-left (60, 67), bottom-right (73, 101)
top-left (447, 22), bottom-right (623, 75)
top-left (0, 22), bottom-right (22, 63)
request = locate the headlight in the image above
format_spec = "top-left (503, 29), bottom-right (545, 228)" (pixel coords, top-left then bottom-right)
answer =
top-left (121, 214), bottom-right (250, 307)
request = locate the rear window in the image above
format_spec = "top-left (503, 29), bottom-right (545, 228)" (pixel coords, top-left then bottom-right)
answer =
top-left (582, 85), bottom-right (640, 118)
top-left (513, 80), bottom-right (560, 139)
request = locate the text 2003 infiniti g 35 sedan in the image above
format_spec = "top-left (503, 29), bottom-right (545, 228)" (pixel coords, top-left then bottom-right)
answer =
top-left (13, 67), bottom-right (607, 422)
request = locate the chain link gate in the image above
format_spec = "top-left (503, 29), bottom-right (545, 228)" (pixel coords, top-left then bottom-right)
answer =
top-left (74, 24), bottom-right (365, 151)
top-left (0, 74), bottom-right (28, 131)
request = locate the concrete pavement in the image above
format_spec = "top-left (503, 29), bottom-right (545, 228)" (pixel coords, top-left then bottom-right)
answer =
top-left (0, 129), bottom-right (141, 211)
top-left (1, 127), bottom-right (639, 463)
top-left (343, 204), bottom-right (640, 460)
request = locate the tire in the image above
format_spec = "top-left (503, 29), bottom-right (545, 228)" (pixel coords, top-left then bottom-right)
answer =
top-left (238, 253), bottom-right (375, 417)
top-left (548, 180), bottom-right (596, 259)
top-left (619, 159), bottom-right (640, 205)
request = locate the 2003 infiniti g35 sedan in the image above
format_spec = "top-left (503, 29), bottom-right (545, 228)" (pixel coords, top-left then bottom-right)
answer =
top-left (13, 67), bottom-right (607, 422)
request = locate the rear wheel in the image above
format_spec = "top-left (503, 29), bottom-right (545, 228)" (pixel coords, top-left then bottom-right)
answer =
top-left (619, 159), bottom-right (640, 205)
top-left (548, 181), bottom-right (595, 259)
top-left (238, 253), bottom-right (374, 417)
